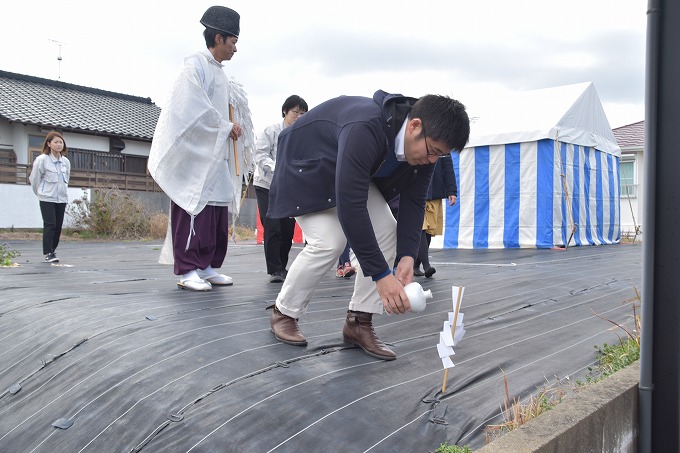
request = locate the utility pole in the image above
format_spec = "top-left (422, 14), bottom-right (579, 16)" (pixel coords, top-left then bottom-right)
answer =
top-left (639, 0), bottom-right (680, 451)
top-left (47, 39), bottom-right (66, 80)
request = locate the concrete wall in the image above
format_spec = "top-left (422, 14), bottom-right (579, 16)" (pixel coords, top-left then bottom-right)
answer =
top-left (1, 184), bottom-right (89, 229)
top-left (1, 184), bottom-right (257, 230)
top-left (123, 190), bottom-right (170, 215)
top-left (236, 198), bottom-right (258, 229)
top-left (476, 362), bottom-right (639, 453)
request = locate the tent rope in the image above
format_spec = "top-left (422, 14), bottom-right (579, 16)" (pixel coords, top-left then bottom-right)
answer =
top-left (556, 136), bottom-right (577, 248)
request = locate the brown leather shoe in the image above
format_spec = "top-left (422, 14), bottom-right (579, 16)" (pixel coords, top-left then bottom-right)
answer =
top-left (268, 304), bottom-right (307, 346)
top-left (342, 310), bottom-right (396, 360)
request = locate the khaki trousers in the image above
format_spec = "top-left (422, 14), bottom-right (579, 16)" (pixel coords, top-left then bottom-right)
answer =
top-left (275, 183), bottom-right (397, 318)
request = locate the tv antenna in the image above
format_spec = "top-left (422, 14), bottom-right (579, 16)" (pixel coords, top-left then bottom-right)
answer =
top-left (48, 39), bottom-right (66, 79)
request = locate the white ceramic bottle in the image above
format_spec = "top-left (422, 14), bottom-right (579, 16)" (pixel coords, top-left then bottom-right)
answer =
top-left (404, 282), bottom-right (433, 312)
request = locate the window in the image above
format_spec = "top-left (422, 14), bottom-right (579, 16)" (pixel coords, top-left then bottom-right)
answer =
top-left (28, 134), bottom-right (45, 163)
top-left (620, 159), bottom-right (636, 198)
top-left (28, 135), bottom-right (45, 148)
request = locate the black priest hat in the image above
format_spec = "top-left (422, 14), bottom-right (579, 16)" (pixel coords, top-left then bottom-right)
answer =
top-left (200, 6), bottom-right (240, 38)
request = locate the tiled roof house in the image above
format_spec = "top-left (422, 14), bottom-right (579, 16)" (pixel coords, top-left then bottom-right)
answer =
top-left (0, 69), bottom-right (259, 230)
top-left (0, 70), bottom-right (159, 140)
top-left (0, 69), bottom-right (160, 172)
top-left (612, 121), bottom-right (644, 239)
top-left (0, 69), bottom-right (166, 228)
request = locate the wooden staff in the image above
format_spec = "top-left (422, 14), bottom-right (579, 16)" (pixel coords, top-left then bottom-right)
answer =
top-left (229, 105), bottom-right (240, 176)
top-left (442, 287), bottom-right (464, 393)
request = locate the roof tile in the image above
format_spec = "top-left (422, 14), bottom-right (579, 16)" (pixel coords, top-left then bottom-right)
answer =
top-left (0, 70), bottom-right (160, 141)
top-left (612, 121), bottom-right (644, 148)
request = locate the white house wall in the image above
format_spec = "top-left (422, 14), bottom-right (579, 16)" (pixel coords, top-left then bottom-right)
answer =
top-left (62, 134), bottom-right (151, 157)
top-left (2, 184), bottom-right (89, 229)
top-left (63, 133), bottom-right (109, 152)
top-left (122, 140), bottom-right (151, 156)
top-left (11, 123), bottom-right (29, 164)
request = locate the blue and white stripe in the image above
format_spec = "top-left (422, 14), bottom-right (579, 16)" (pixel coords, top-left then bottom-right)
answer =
top-left (444, 139), bottom-right (620, 249)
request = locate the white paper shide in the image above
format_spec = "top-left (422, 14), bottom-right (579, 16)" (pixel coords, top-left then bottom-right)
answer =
top-left (437, 286), bottom-right (466, 369)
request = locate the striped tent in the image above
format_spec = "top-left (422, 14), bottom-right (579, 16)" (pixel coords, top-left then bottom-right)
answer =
top-left (442, 82), bottom-right (621, 249)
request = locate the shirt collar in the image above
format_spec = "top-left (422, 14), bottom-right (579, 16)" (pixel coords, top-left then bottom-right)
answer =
top-left (200, 48), bottom-right (224, 68)
top-left (394, 116), bottom-right (408, 162)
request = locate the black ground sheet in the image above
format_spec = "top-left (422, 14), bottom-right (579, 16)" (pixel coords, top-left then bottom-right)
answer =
top-left (0, 240), bottom-right (641, 452)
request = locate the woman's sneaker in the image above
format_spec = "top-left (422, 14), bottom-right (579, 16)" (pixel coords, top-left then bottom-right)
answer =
top-left (45, 253), bottom-right (59, 263)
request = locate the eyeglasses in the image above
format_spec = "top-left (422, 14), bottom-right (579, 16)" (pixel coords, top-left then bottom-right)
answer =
top-left (424, 134), bottom-right (446, 159)
top-left (290, 109), bottom-right (305, 117)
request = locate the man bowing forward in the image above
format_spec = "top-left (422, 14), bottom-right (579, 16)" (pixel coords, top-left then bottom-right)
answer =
top-left (267, 90), bottom-right (470, 360)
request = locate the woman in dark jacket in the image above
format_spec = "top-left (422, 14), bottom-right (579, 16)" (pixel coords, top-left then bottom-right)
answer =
top-left (414, 154), bottom-right (457, 277)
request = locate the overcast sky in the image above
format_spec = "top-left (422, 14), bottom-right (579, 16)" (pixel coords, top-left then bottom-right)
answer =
top-left (2, 0), bottom-right (646, 134)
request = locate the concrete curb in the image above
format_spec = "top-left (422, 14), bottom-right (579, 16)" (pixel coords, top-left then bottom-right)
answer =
top-left (475, 361), bottom-right (640, 453)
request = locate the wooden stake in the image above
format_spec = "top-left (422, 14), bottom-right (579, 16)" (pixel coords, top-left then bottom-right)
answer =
top-left (442, 287), bottom-right (464, 393)
top-left (229, 105), bottom-right (240, 176)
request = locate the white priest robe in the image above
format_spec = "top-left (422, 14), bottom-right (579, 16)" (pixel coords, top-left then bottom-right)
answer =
top-left (148, 49), bottom-right (235, 216)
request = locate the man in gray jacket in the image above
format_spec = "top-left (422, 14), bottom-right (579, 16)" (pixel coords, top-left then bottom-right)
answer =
top-left (267, 90), bottom-right (470, 360)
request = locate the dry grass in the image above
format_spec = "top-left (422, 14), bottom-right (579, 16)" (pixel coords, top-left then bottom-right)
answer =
top-left (148, 213), bottom-right (169, 239)
top-left (485, 370), bottom-right (567, 443)
top-left (1, 223), bottom-right (257, 243)
top-left (0, 230), bottom-right (44, 241)
top-left (484, 288), bottom-right (641, 445)
top-left (230, 224), bottom-right (257, 242)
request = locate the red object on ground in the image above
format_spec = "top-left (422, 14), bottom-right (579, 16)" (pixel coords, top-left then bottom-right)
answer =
top-left (256, 210), bottom-right (303, 244)
top-left (293, 223), bottom-right (303, 243)
top-left (256, 210), bottom-right (264, 244)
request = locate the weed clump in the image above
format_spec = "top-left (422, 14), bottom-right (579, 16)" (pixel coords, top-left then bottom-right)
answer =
top-left (66, 188), bottom-right (256, 242)
top-left (433, 443), bottom-right (473, 453)
top-left (484, 370), bottom-right (567, 443)
top-left (68, 188), bottom-right (166, 240)
top-left (581, 289), bottom-right (641, 384)
top-left (484, 288), bottom-right (641, 445)
top-left (0, 242), bottom-right (20, 266)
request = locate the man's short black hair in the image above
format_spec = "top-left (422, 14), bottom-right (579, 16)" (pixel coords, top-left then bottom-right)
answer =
top-left (410, 95), bottom-right (470, 153)
top-left (203, 27), bottom-right (236, 49)
top-left (282, 95), bottom-right (308, 118)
